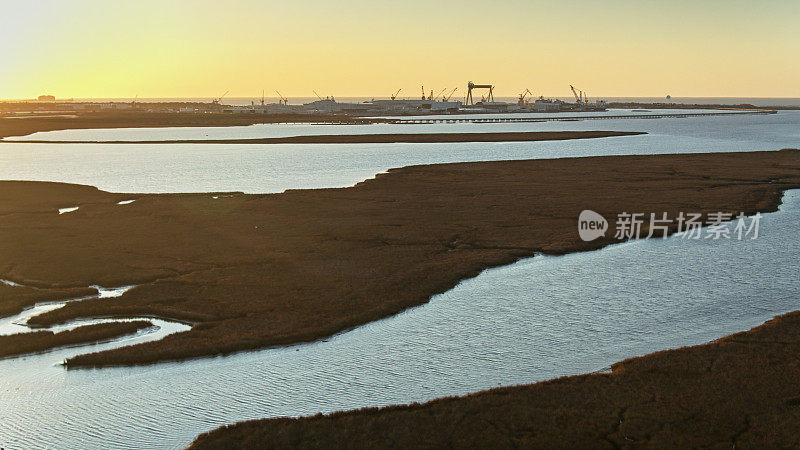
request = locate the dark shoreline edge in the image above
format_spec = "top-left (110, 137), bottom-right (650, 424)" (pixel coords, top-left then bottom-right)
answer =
top-left (2, 130), bottom-right (645, 145)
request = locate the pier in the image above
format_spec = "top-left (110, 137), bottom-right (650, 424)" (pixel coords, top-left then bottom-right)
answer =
top-left (385, 109), bottom-right (776, 125)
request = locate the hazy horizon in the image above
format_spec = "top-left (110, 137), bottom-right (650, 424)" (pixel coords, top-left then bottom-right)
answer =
top-left (4, 96), bottom-right (800, 108)
top-left (2, 0), bottom-right (798, 99)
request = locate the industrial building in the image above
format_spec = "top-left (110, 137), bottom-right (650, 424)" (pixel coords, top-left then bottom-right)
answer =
top-left (9, 83), bottom-right (606, 116)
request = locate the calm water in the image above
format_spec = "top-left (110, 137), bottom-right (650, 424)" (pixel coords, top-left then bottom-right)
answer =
top-left (1, 191), bottom-right (798, 449)
top-left (0, 110), bottom-right (798, 193)
top-left (0, 112), bottom-right (799, 449)
top-left (2, 109), bottom-right (727, 141)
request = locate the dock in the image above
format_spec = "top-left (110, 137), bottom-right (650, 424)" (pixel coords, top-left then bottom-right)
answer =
top-left (385, 110), bottom-right (776, 125)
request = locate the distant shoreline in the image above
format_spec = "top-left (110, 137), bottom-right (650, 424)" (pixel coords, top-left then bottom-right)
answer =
top-left (0, 112), bottom-right (381, 140)
top-left (3, 98), bottom-right (800, 108)
top-left (3, 131), bottom-right (645, 145)
top-left (0, 106), bottom-right (782, 141)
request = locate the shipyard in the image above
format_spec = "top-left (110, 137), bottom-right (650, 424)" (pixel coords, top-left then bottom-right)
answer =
top-left (0, 82), bottom-right (778, 138)
top-left (0, 82), bottom-right (611, 117)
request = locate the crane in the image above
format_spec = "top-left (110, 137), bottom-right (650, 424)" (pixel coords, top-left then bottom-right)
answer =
top-left (313, 90), bottom-right (323, 101)
top-left (443, 87), bottom-right (458, 101)
top-left (434, 88), bottom-right (447, 100)
top-left (212, 90), bottom-right (229, 105)
top-left (275, 90), bottom-right (288, 105)
top-left (421, 85), bottom-right (426, 100)
top-left (518, 88), bottom-right (532, 105)
top-left (465, 81), bottom-right (494, 106)
top-left (570, 85), bottom-right (581, 104)
top-left (390, 88), bottom-right (402, 100)
top-left (570, 85), bottom-right (590, 105)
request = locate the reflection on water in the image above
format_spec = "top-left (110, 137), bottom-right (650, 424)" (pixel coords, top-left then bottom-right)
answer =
top-left (2, 109), bottom-right (730, 142)
top-left (0, 111), bottom-right (798, 193)
top-left (1, 191), bottom-right (798, 449)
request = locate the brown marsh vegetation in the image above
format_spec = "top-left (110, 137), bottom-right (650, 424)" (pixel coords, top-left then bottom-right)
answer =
top-left (0, 150), bottom-right (798, 367)
top-left (0, 284), bottom-right (96, 318)
top-left (0, 320), bottom-right (152, 358)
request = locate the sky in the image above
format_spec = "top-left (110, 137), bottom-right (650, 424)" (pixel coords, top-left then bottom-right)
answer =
top-left (1, 0), bottom-right (798, 99)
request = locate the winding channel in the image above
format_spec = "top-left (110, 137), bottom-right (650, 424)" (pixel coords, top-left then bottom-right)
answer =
top-left (0, 282), bottom-right (192, 363)
top-left (1, 190), bottom-right (798, 449)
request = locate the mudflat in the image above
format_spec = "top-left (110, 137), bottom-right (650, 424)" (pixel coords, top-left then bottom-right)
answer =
top-left (0, 150), bottom-right (799, 367)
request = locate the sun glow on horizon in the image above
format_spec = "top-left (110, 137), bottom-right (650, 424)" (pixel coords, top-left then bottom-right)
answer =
top-left (1, 0), bottom-right (799, 99)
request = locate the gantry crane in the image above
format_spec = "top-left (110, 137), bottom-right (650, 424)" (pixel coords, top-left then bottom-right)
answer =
top-left (465, 81), bottom-right (494, 106)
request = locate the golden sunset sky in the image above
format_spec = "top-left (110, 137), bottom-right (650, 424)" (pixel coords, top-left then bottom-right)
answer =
top-left (1, 0), bottom-right (798, 99)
